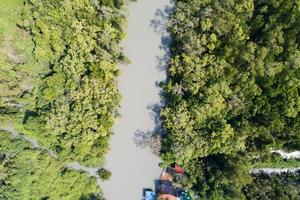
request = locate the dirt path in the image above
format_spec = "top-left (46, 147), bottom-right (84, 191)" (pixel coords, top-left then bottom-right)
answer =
top-left (271, 150), bottom-right (300, 159)
top-left (101, 0), bottom-right (173, 199)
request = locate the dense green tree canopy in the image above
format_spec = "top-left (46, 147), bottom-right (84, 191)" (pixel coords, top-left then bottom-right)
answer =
top-left (20, 0), bottom-right (126, 165)
top-left (0, 131), bottom-right (100, 200)
top-left (0, 0), bottom-right (126, 198)
top-left (243, 171), bottom-right (300, 200)
top-left (161, 0), bottom-right (300, 198)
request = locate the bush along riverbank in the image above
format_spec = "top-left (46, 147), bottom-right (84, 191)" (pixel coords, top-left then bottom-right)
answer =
top-left (160, 0), bottom-right (300, 199)
top-left (0, 0), bottom-right (126, 199)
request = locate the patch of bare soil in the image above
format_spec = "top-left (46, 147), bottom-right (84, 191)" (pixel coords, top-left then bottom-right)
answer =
top-left (0, 35), bottom-right (26, 64)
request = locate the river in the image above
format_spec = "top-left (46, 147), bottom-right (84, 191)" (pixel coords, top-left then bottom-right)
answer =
top-left (101, 0), bottom-right (173, 199)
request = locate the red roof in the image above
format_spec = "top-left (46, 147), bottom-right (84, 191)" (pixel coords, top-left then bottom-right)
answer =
top-left (174, 164), bottom-right (185, 174)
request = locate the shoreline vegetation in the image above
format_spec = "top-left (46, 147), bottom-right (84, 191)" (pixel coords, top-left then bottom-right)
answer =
top-left (160, 0), bottom-right (300, 199)
top-left (19, 0), bottom-right (126, 166)
top-left (1, 0), bottom-right (300, 199)
top-left (1, 0), bottom-right (126, 199)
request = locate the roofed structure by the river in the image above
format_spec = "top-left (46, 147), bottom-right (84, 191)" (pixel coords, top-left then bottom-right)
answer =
top-left (157, 180), bottom-right (177, 198)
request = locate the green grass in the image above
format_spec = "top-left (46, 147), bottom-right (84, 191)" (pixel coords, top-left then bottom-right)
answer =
top-left (0, 0), bottom-right (20, 35)
top-left (0, 0), bottom-right (42, 114)
top-left (253, 159), bottom-right (300, 169)
top-left (0, 0), bottom-right (32, 51)
top-left (252, 155), bottom-right (300, 169)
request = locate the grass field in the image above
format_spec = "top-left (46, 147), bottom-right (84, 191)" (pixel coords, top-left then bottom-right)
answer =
top-left (0, 0), bottom-right (42, 125)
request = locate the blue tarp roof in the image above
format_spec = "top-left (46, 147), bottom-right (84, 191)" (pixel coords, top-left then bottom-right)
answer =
top-left (144, 191), bottom-right (155, 200)
top-left (157, 180), bottom-right (177, 196)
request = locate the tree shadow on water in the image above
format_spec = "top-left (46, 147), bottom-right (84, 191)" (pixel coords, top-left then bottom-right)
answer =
top-left (150, 4), bottom-right (173, 35)
top-left (133, 2), bottom-right (174, 156)
top-left (147, 103), bottom-right (164, 134)
top-left (150, 3), bottom-right (174, 72)
top-left (133, 129), bottom-right (162, 156)
top-left (133, 103), bottom-right (164, 156)
top-left (134, 129), bottom-right (153, 149)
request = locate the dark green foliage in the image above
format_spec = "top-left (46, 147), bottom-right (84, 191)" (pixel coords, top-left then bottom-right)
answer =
top-left (79, 193), bottom-right (105, 200)
top-left (243, 171), bottom-right (300, 200)
top-left (97, 168), bottom-right (112, 181)
top-left (161, 0), bottom-right (300, 199)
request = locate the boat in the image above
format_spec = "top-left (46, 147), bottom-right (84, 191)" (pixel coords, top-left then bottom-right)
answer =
top-left (144, 189), bottom-right (155, 200)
